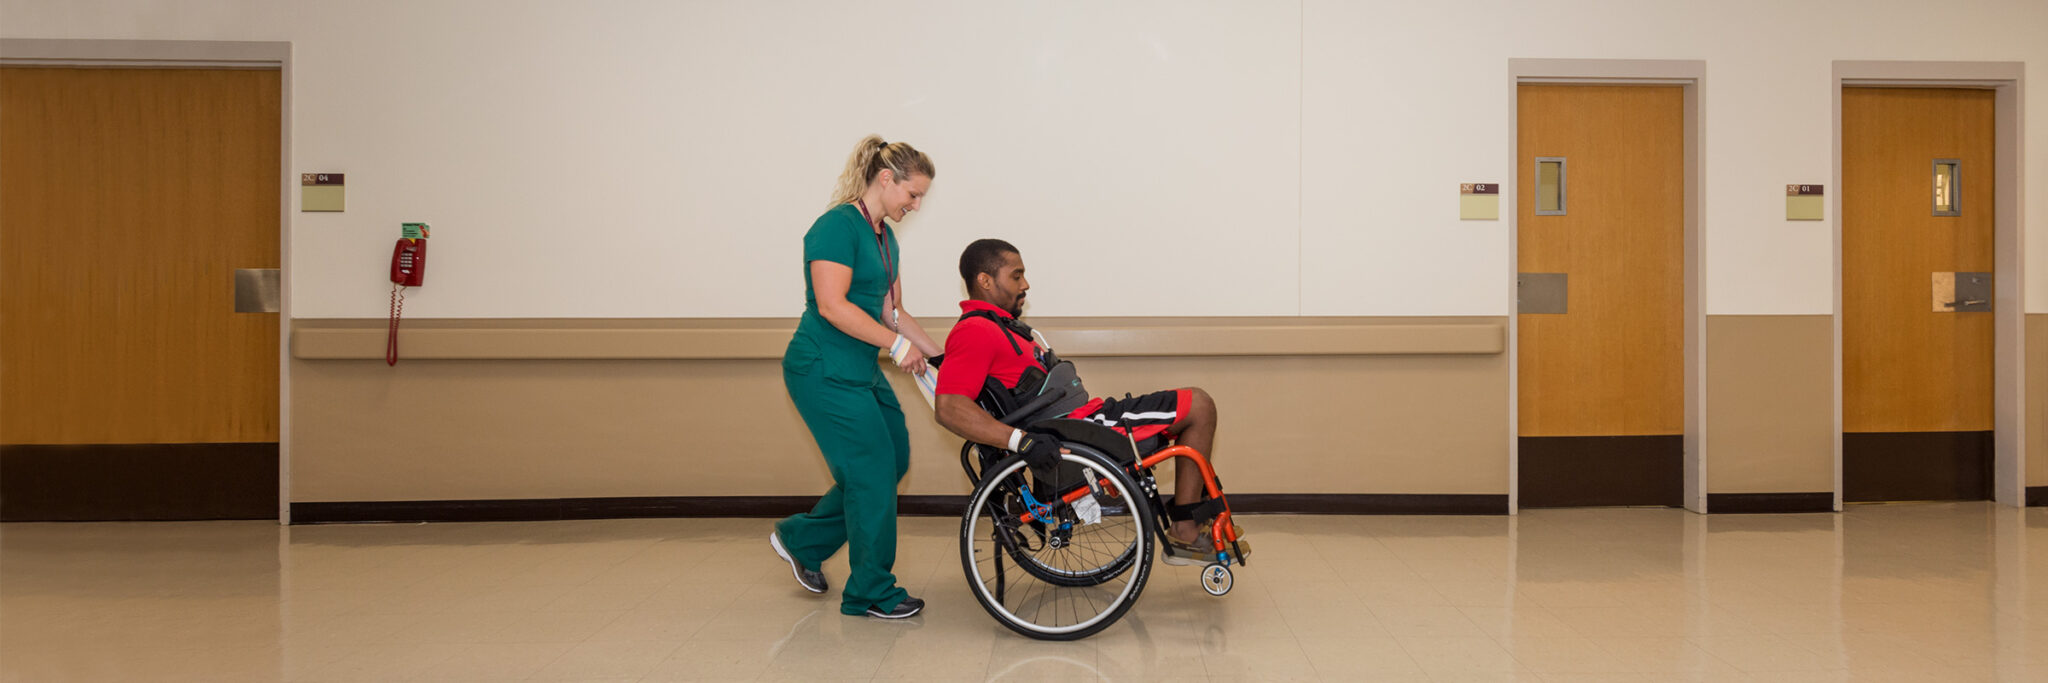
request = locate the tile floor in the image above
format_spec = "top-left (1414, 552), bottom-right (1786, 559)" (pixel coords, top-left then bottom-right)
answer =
top-left (3, 503), bottom-right (2047, 681)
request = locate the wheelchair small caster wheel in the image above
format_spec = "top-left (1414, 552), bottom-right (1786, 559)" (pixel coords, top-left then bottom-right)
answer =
top-left (1201, 563), bottom-right (1233, 596)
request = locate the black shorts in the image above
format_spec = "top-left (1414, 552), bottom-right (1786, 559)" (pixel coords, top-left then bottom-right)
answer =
top-left (1066, 389), bottom-right (1191, 443)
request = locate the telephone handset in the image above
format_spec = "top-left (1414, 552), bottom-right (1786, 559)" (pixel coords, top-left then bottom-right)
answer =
top-left (387, 227), bottom-right (429, 366)
top-left (391, 238), bottom-right (426, 286)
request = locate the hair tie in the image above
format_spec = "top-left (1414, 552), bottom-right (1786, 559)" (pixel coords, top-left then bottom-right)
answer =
top-left (876, 140), bottom-right (888, 152)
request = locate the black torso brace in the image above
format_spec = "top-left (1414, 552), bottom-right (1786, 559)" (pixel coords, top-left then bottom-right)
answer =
top-left (958, 310), bottom-right (1089, 425)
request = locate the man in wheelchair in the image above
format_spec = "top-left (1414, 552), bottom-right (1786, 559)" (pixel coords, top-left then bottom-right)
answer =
top-left (930, 238), bottom-right (1246, 565)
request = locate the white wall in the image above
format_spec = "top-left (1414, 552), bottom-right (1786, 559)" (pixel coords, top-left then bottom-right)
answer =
top-left (6, 0), bottom-right (2045, 318)
top-left (1302, 0), bottom-right (2048, 316)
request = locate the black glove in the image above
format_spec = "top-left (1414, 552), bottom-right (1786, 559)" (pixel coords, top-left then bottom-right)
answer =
top-left (1014, 429), bottom-right (1064, 484)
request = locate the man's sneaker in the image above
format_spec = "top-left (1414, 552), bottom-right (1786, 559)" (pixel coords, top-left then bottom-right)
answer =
top-left (769, 532), bottom-right (826, 594)
top-left (866, 596), bottom-right (924, 619)
top-left (1196, 518), bottom-right (1245, 541)
top-left (1161, 535), bottom-right (1208, 566)
top-left (1162, 531), bottom-right (1252, 567)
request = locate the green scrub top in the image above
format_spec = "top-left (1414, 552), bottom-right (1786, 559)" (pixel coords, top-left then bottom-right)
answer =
top-left (785, 203), bottom-right (898, 384)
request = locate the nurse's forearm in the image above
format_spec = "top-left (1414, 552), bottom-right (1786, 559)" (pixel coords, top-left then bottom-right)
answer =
top-left (809, 260), bottom-right (900, 349)
top-left (895, 309), bottom-right (941, 357)
top-left (818, 300), bottom-right (898, 349)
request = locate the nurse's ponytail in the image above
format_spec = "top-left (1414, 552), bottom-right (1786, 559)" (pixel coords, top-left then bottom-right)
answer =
top-left (827, 135), bottom-right (935, 208)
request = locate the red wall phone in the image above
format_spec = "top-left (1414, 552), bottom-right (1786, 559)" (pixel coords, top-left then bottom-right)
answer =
top-left (391, 238), bottom-right (426, 286)
top-left (387, 235), bottom-right (427, 366)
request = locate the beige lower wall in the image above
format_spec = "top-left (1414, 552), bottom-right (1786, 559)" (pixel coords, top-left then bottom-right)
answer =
top-left (2031, 314), bottom-right (2047, 488)
top-left (1705, 315), bottom-right (1836, 494)
top-left (1702, 313), bottom-right (2043, 496)
top-left (288, 318), bottom-right (1509, 502)
top-left (287, 313), bottom-right (2040, 503)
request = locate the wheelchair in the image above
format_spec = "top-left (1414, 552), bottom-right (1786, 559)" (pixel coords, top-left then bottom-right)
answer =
top-left (954, 387), bottom-right (1249, 641)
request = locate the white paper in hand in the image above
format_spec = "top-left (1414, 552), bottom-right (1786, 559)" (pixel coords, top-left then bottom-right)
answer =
top-left (911, 368), bottom-right (937, 409)
top-left (890, 339), bottom-right (939, 410)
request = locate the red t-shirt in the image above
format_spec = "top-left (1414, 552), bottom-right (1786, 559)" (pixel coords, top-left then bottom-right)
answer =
top-left (935, 300), bottom-right (1044, 398)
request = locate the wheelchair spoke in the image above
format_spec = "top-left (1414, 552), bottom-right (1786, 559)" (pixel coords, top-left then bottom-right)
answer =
top-left (962, 447), bottom-right (1155, 639)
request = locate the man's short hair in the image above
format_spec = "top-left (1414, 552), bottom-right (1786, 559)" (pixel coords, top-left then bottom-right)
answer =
top-left (958, 238), bottom-right (1018, 297)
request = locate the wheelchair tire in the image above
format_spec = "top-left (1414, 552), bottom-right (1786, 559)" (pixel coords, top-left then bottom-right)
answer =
top-left (996, 442), bottom-right (1142, 588)
top-left (1201, 563), bottom-right (1233, 596)
top-left (960, 448), bottom-right (1154, 640)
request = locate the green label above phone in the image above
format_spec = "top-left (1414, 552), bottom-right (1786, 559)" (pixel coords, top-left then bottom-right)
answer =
top-left (402, 222), bottom-right (430, 239)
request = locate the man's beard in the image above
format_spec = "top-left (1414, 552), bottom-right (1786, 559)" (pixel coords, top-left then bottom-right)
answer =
top-left (1005, 295), bottom-right (1026, 318)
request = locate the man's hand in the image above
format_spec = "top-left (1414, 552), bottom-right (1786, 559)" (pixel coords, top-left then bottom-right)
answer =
top-left (1015, 428), bottom-right (1070, 489)
top-left (1015, 429), bottom-right (1063, 470)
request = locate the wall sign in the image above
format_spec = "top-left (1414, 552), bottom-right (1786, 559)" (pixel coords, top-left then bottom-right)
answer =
top-left (1460, 183), bottom-right (1499, 220)
top-left (1786, 184), bottom-right (1823, 221)
top-left (302, 173), bottom-right (345, 212)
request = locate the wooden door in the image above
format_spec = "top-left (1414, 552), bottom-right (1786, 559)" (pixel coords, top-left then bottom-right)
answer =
top-left (1517, 84), bottom-right (1685, 507)
top-left (1842, 87), bottom-right (1995, 502)
top-left (1, 67), bottom-right (280, 519)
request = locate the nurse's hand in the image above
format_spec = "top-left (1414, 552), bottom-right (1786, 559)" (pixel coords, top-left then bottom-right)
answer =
top-left (895, 345), bottom-right (927, 375)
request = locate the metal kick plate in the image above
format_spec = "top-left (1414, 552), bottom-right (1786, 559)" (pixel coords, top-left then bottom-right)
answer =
top-left (1932, 272), bottom-right (1991, 313)
top-left (234, 268), bottom-right (281, 313)
top-left (1518, 273), bottom-right (1567, 314)
top-left (1952, 272), bottom-right (1991, 312)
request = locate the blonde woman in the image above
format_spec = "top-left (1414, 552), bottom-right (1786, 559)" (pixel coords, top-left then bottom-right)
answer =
top-left (769, 135), bottom-right (938, 619)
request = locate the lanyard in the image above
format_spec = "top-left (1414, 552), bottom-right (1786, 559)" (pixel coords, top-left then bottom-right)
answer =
top-left (854, 199), bottom-right (898, 331)
top-left (854, 199), bottom-right (895, 290)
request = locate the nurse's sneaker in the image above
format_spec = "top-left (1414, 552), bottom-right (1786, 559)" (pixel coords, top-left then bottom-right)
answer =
top-left (770, 532), bottom-right (827, 594)
top-left (866, 596), bottom-right (924, 619)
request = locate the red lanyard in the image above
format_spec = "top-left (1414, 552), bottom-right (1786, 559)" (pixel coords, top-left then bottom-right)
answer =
top-left (854, 199), bottom-right (894, 290)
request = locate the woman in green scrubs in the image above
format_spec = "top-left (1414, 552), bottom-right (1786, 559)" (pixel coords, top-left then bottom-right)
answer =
top-left (770, 135), bottom-right (939, 619)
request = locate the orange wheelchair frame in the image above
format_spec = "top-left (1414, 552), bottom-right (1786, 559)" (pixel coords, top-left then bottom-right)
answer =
top-left (1027, 444), bottom-right (1246, 568)
top-left (957, 415), bottom-right (1248, 640)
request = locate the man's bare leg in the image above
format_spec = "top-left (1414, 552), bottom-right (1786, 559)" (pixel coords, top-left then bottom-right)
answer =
top-left (1166, 387), bottom-right (1216, 545)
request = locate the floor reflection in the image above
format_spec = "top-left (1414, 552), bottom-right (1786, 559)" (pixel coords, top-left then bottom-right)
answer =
top-left (0, 503), bottom-right (2043, 680)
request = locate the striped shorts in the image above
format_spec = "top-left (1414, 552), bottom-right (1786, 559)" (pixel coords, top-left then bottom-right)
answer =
top-left (1066, 388), bottom-right (1191, 444)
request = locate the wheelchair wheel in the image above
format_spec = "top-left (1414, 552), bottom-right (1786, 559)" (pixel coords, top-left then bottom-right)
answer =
top-left (961, 448), bottom-right (1154, 640)
top-left (1201, 563), bottom-right (1233, 596)
top-left (995, 443), bottom-right (1142, 587)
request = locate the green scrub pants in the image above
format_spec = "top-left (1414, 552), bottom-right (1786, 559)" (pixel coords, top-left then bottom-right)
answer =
top-left (775, 367), bottom-right (912, 615)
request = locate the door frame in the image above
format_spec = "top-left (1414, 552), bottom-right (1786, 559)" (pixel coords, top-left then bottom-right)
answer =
top-left (1, 39), bottom-right (295, 523)
top-left (1833, 61), bottom-right (2027, 509)
top-left (1507, 59), bottom-right (1709, 513)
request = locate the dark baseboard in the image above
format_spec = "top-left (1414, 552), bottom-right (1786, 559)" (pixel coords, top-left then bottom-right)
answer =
top-left (291, 493), bottom-right (1508, 524)
top-left (2028, 486), bottom-right (2048, 507)
top-left (1518, 435), bottom-right (1683, 508)
top-left (1, 443), bottom-right (279, 521)
top-left (899, 495), bottom-right (970, 516)
top-left (1707, 492), bottom-right (1833, 514)
top-left (295, 496), bottom-right (838, 524)
top-left (1229, 493), bottom-right (1507, 515)
top-left (1843, 431), bottom-right (1992, 502)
